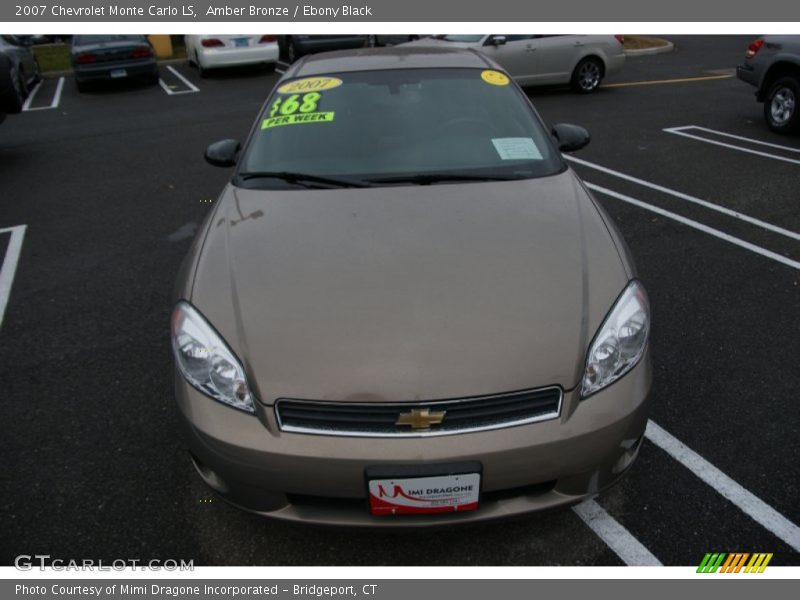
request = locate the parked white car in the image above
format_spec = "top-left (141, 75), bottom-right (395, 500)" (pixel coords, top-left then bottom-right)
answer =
top-left (402, 35), bottom-right (626, 93)
top-left (184, 35), bottom-right (279, 77)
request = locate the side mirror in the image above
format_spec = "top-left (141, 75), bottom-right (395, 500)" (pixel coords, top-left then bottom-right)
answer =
top-left (551, 123), bottom-right (591, 153)
top-left (489, 35), bottom-right (507, 47)
top-left (205, 139), bottom-right (240, 167)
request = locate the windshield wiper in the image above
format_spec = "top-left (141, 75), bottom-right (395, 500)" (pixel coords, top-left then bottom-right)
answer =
top-left (236, 171), bottom-right (371, 188)
top-left (365, 173), bottom-right (519, 185)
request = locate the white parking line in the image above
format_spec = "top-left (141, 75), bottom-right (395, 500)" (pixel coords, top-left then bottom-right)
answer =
top-left (566, 156), bottom-right (800, 242)
top-left (0, 225), bottom-right (27, 329)
top-left (646, 421), bottom-right (800, 552)
top-left (21, 81), bottom-right (42, 111)
top-left (22, 77), bottom-right (64, 112)
top-left (586, 182), bottom-right (800, 271)
top-left (673, 125), bottom-right (800, 153)
top-left (573, 500), bottom-right (663, 566)
top-left (159, 65), bottom-right (200, 95)
top-left (664, 125), bottom-right (800, 166)
top-left (275, 60), bottom-right (289, 74)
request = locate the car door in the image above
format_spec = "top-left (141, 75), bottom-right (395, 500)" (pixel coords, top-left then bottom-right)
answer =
top-left (479, 35), bottom-right (538, 84)
top-left (526, 35), bottom-right (584, 85)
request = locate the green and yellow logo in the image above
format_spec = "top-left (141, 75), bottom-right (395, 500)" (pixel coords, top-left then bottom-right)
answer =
top-left (697, 552), bottom-right (773, 573)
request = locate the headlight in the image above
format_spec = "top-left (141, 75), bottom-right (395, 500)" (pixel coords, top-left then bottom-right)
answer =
top-left (171, 301), bottom-right (256, 413)
top-left (582, 280), bottom-right (650, 397)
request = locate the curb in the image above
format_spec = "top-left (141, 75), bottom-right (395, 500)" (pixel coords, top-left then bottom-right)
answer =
top-left (42, 57), bottom-right (188, 79)
top-left (625, 39), bottom-right (675, 56)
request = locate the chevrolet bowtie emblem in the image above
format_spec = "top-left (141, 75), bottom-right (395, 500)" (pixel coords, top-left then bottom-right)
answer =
top-left (395, 408), bottom-right (446, 429)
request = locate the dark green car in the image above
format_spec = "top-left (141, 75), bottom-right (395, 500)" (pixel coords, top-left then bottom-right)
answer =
top-left (70, 34), bottom-right (158, 92)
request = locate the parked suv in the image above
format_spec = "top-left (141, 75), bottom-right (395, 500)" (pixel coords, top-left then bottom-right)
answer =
top-left (737, 35), bottom-right (800, 134)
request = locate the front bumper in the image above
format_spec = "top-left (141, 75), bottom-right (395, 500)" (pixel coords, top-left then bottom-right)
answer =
top-left (175, 350), bottom-right (652, 526)
top-left (198, 45), bottom-right (279, 69)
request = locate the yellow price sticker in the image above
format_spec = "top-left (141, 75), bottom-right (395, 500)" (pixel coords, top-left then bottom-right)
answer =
top-left (277, 76), bottom-right (343, 94)
top-left (481, 70), bottom-right (510, 86)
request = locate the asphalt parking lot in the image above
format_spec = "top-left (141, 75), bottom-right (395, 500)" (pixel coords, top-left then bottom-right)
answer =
top-left (1, 35), bottom-right (798, 567)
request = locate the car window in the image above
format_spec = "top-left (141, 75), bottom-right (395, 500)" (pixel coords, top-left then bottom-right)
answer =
top-left (240, 68), bottom-right (562, 187)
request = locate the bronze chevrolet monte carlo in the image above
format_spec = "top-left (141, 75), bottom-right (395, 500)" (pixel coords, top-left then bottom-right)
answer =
top-left (171, 47), bottom-right (652, 525)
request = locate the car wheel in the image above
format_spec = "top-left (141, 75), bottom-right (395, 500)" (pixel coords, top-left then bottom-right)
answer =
top-left (570, 57), bottom-right (604, 94)
top-left (287, 39), bottom-right (298, 63)
top-left (763, 76), bottom-right (799, 134)
top-left (31, 58), bottom-right (42, 85)
top-left (1, 65), bottom-right (26, 112)
top-left (196, 52), bottom-right (209, 78)
top-left (76, 79), bottom-right (88, 93)
top-left (17, 68), bottom-right (29, 99)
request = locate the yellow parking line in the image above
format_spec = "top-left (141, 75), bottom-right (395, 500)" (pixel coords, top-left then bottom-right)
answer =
top-left (603, 74), bottom-right (734, 88)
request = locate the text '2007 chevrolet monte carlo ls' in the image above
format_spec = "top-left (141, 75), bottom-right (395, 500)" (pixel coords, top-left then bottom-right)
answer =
top-left (170, 47), bottom-right (652, 526)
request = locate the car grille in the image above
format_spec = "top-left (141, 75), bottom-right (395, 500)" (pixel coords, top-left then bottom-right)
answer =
top-left (275, 387), bottom-right (562, 437)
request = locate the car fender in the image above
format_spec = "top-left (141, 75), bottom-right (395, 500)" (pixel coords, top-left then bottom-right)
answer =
top-left (571, 48), bottom-right (608, 75)
top-left (757, 54), bottom-right (800, 100)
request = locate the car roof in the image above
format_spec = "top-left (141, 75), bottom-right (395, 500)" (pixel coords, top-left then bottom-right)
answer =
top-left (285, 47), bottom-right (498, 79)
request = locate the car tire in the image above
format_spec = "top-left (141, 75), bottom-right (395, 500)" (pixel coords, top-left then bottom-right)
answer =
top-left (196, 53), bottom-right (209, 78)
top-left (286, 38), bottom-right (298, 64)
top-left (570, 57), bottom-right (604, 94)
top-left (0, 64), bottom-right (26, 113)
top-left (31, 58), bottom-right (42, 86)
top-left (76, 79), bottom-right (88, 93)
top-left (17, 67), bottom-right (29, 98)
top-left (763, 76), bottom-right (799, 134)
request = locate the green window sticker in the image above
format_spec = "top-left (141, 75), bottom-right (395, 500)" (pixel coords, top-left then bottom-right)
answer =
top-left (262, 112), bottom-right (336, 129)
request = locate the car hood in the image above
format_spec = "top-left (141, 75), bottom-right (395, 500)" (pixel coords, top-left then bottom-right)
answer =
top-left (188, 171), bottom-right (631, 404)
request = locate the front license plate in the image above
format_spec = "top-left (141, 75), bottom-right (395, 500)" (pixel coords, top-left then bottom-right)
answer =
top-left (110, 69), bottom-right (127, 78)
top-left (368, 473), bottom-right (480, 516)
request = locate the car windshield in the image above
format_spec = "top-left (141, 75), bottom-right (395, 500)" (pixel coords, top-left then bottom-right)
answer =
top-left (239, 68), bottom-right (562, 188)
top-left (433, 35), bottom-right (486, 43)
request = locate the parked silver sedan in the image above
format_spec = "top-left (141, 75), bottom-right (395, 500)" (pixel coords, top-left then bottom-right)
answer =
top-left (402, 35), bottom-right (625, 93)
